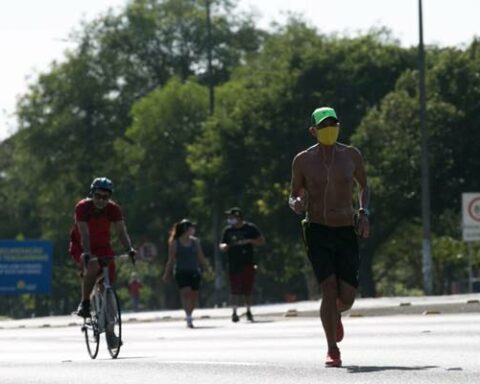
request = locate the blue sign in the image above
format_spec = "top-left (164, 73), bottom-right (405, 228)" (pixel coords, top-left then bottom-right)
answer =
top-left (0, 240), bottom-right (53, 295)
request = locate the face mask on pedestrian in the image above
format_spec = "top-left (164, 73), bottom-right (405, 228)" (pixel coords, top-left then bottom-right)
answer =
top-left (316, 126), bottom-right (339, 146)
top-left (227, 218), bottom-right (238, 226)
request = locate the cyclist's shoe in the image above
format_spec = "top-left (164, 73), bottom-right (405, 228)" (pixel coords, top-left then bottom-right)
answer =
top-left (246, 310), bottom-right (254, 322)
top-left (325, 347), bottom-right (342, 368)
top-left (76, 300), bottom-right (91, 318)
top-left (336, 313), bottom-right (344, 343)
top-left (106, 331), bottom-right (120, 349)
top-left (231, 312), bottom-right (239, 323)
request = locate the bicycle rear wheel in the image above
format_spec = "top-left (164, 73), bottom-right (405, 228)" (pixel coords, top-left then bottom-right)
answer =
top-left (105, 288), bottom-right (122, 358)
top-left (82, 316), bottom-right (100, 359)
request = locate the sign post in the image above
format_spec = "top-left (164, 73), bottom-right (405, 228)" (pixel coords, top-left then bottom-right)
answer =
top-left (462, 193), bottom-right (480, 293)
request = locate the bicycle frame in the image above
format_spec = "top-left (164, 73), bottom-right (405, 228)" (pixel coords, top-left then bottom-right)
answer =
top-left (82, 254), bottom-right (129, 359)
top-left (91, 264), bottom-right (113, 334)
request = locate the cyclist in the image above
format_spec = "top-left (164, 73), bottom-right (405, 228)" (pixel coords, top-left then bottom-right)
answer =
top-left (69, 177), bottom-right (136, 320)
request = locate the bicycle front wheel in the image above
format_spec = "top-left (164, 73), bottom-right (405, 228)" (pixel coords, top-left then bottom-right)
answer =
top-left (83, 316), bottom-right (100, 359)
top-left (105, 289), bottom-right (122, 358)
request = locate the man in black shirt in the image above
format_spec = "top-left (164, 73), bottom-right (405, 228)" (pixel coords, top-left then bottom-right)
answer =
top-left (219, 207), bottom-right (266, 322)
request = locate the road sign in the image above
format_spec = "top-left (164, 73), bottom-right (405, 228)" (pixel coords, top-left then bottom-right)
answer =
top-left (0, 240), bottom-right (53, 295)
top-left (138, 242), bottom-right (157, 261)
top-left (462, 193), bottom-right (480, 242)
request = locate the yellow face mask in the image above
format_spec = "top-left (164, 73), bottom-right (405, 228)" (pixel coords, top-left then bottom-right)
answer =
top-left (316, 126), bottom-right (339, 145)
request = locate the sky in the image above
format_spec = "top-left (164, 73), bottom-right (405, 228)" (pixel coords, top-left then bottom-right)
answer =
top-left (1, 0), bottom-right (479, 141)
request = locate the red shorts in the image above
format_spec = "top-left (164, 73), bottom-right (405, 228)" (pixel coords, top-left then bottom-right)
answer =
top-left (71, 252), bottom-right (116, 284)
top-left (229, 264), bottom-right (256, 295)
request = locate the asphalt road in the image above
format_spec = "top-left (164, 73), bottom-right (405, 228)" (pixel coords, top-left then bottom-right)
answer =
top-left (1, 312), bottom-right (479, 384)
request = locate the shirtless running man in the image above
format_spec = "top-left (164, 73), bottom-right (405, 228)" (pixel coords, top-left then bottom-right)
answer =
top-left (289, 106), bottom-right (370, 367)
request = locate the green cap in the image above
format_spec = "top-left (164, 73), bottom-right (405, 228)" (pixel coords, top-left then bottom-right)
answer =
top-left (311, 107), bottom-right (338, 125)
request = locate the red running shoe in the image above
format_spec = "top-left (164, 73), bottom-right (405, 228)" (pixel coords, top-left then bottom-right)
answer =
top-left (336, 313), bottom-right (344, 343)
top-left (325, 348), bottom-right (342, 367)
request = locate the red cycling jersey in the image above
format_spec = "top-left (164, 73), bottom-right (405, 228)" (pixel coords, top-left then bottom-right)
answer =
top-left (69, 198), bottom-right (123, 262)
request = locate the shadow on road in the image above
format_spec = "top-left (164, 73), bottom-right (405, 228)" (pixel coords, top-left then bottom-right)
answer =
top-left (105, 356), bottom-right (155, 361)
top-left (344, 365), bottom-right (438, 373)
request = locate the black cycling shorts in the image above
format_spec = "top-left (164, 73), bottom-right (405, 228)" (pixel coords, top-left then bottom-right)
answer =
top-left (302, 221), bottom-right (359, 288)
top-left (174, 270), bottom-right (201, 291)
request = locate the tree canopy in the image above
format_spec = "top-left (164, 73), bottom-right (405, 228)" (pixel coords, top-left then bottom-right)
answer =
top-left (1, 0), bottom-right (479, 317)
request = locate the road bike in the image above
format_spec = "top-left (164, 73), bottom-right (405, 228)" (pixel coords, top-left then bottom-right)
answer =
top-left (81, 254), bottom-right (132, 359)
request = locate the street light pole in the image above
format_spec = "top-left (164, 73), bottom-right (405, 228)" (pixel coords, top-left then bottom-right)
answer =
top-left (206, 0), bottom-right (222, 305)
top-left (206, 0), bottom-right (215, 116)
top-left (418, 0), bottom-right (433, 294)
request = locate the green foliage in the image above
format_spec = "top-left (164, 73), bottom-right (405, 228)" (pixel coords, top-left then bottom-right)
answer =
top-left (115, 77), bottom-right (209, 236)
top-left (374, 221), bottom-right (474, 296)
top-left (2, 3), bottom-right (480, 317)
top-left (187, 23), bottom-right (416, 298)
top-left (352, 42), bottom-right (480, 295)
top-left (0, 0), bottom-right (261, 317)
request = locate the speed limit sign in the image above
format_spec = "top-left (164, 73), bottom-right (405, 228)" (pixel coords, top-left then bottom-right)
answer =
top-left (462, 193), bottom-right (480, 241)
top-left (138, 242), bottom-right (158, 260)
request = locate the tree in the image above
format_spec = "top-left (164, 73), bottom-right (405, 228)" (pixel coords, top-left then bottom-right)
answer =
top-left (352, 41), bottom-right (480, 294)
top-left (116, 77), bottom-right (209, 236)
top-left (188, 21), bottom-right (416, 299)
top-left (0, 0), bottom-right (263, 316)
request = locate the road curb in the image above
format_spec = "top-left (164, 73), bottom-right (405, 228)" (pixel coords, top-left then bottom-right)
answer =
top-left (1, 295), bottom-right (479, 330)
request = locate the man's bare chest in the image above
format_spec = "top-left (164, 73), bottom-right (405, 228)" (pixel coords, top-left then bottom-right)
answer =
top-left (303, 154), bottom-right (355, 186)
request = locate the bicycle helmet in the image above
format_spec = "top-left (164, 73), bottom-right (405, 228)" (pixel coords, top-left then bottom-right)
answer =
top-left (90, 177), bottom-right (113, 194)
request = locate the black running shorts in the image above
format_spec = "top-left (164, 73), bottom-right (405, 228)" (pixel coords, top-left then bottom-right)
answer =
top-left (174, 270), bottom-right (201, 291)
top-left (302, 221), bottom-right (360, 288)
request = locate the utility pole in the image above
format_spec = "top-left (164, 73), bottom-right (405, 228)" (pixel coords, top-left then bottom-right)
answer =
top-left (418, 0), bottom-right (433, 294)
top-left (206, 0), bottom-right (215, 116)
top-left (206, 0), bottom-right (222, 305)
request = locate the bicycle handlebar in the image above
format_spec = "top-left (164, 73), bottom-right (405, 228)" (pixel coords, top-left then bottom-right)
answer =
top-left (83, 253), bottom-right (136, 266)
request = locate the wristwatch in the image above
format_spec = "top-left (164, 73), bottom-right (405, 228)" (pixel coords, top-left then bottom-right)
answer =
top-left (358, 208), bottom-right (370, 217)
